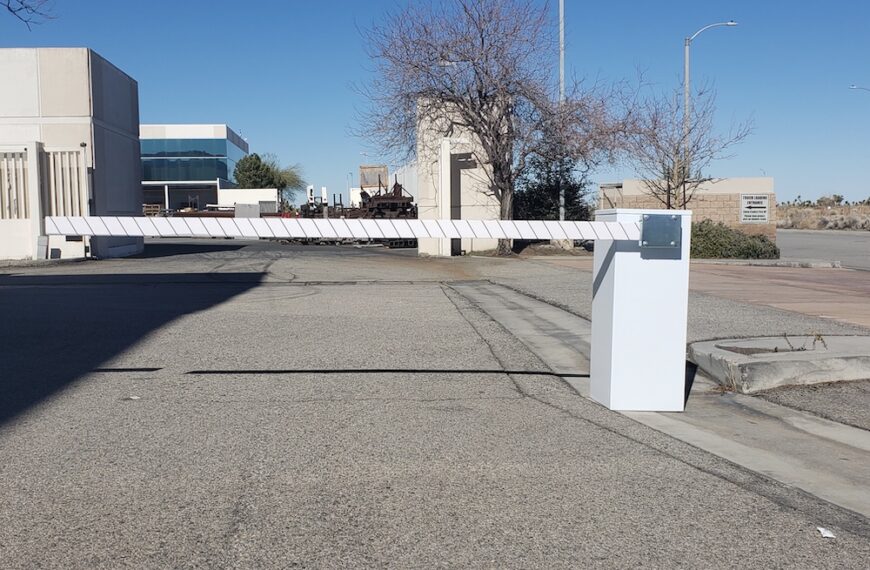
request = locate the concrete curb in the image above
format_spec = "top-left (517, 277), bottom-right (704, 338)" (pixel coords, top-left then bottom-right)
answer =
top-left (692, 259), bottom-right (842, 268)
top-left (688, 335), bottom-right (870, 393)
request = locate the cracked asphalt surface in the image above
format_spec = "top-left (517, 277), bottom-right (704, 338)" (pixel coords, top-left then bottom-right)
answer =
top-left (1, 240), bottom-right (868, 568)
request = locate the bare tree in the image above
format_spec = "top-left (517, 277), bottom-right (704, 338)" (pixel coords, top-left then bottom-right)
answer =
top-left (625, 86), bottom-right (752, 209)
top-left (359, 0), bottom-right (628, 254)
top-left (2, 0), bottom-right (53, 29)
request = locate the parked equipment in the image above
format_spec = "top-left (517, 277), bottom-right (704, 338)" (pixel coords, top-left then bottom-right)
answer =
top-left (298, 174), bottom-right (417, 248)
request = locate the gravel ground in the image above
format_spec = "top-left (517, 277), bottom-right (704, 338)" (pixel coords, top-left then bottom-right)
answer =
top-left (757, 380), bottom-right (870, 431)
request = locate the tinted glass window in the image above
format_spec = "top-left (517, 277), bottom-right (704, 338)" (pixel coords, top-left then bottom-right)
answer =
top-left (142, 158), bottom-right (229, 182)
top-left (226, 140), bottom-right (247, 164)
top-left (141, 139), bottom-right (228, 158)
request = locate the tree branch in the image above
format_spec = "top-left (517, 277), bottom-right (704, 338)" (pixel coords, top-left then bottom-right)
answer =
top-left (2, 0), bottom-right (53, 30)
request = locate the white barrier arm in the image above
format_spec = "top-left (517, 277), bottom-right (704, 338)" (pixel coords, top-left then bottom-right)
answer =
top-left (44, 216), bottom-right (641, 242)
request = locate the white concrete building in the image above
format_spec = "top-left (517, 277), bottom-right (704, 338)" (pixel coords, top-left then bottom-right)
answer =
top-left (140, 124), bottom-right (249, 211)
top-left (414, 108), bottom-right (500, 256)
top-left (0, 47), bottom-right (142, 259)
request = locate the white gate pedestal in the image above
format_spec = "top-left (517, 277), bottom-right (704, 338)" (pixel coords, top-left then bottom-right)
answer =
top-left (590, 209), bottom-right (692, 412)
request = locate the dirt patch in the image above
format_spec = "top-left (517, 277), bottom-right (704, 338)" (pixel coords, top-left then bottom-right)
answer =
top-left (715, 334), bottom-right (829, 356)
top-left (713, 345), bottom-right (806, 356)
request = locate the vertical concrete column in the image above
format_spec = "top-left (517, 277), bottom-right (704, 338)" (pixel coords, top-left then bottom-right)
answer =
top-left (590, 209), bottom-right (692, 411)
top-left (24, 142), bottom-right (45, 259)
top-left (436, 139), bottom-right (452, 256)
top-left (164, 185), bottom-right (170, 210)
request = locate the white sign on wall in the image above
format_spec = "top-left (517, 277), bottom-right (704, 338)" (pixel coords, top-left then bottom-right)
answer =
top-left (740, 194), bottom-right (769, 223)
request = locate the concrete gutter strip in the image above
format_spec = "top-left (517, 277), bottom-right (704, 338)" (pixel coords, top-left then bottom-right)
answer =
top-left (689, 336), bottom-right (870, 393)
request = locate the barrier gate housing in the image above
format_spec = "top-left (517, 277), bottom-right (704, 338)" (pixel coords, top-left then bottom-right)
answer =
top-left (44, 208), bottom-right (692, 412)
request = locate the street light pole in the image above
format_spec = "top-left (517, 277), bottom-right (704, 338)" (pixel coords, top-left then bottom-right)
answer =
top-left (558, 0), bottom-right (565, 221)
top-left (683, 36), bottom-right (691, 158)
top-left (682, 20), bottom-right (737, 207)
top-left (559, 0), bottom-right (565, 103)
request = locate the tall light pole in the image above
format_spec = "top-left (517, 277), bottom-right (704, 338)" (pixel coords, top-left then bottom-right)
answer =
top-left (682, 20), bottom-right (737, 206)
top-left (558, 0), bottom-right (565, 221)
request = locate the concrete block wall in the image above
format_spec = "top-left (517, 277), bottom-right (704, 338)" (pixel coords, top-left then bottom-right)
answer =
top-left (600, 178), bottom-right (776, 239)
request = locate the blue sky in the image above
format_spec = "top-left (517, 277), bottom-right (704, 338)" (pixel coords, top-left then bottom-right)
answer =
top-left (3, 0), bottom-right (870, 203)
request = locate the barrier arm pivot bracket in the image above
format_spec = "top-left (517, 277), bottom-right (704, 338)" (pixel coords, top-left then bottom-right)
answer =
top-left (640, 213), bottom-right (682, 249)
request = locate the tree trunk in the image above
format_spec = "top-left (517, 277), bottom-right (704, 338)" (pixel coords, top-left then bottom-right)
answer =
top-left (496, 172), bottom-right (513, 256)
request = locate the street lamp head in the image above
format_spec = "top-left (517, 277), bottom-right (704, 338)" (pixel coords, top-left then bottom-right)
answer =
top-left (688, 20), bottom-right (739, 42)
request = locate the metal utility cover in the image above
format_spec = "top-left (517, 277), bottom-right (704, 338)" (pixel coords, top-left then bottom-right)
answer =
top-left (640, 214), bottom-right (681, 249)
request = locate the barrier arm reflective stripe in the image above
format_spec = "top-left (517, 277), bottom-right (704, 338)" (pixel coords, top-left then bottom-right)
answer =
top-left (44, 216), bottom-right (640, 242)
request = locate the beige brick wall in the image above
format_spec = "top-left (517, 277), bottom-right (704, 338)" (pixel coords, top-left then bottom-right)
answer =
top-left (600, 188), bottom-right (777, 240)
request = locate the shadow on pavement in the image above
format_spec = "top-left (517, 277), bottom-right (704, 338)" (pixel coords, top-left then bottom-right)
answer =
top-left (685, 361), bottom-right (698, 405)
top-left (186, 368), bottom-right (591, 378)
top-left (0, 272), bottom-right (264, 426)
top-left (132, 242), bottom-right (247, 258)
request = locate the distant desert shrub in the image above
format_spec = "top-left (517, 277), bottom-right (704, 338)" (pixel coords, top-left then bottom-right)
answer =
top-left (777, 199), bottom-right (870, 230)
top-left (691, 220), bottom-right (780, 259)
top-left (819, 213), bottom-right (870, 230)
